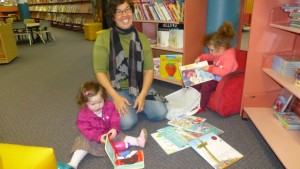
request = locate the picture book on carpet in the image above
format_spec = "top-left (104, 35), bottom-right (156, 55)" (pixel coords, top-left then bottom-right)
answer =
top-left (179, 61), bottom-right (215, 87)
top-left (188, 133), bottom-right (243, 169)
top-left (105, 136), bottom-right (144, 169)
top-left (151, 127), bottom-right (190, 155)
top-left (167, 115), bottom-right (206, 133)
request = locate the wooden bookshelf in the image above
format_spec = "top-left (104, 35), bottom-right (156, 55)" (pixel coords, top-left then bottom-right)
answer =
top-left (0, 24), bottom-right (18, 64)
top-left (28, 0), bottom-right (94, 30)
top-left (241, 1), bottom-right (300, 168)
top-left (133, 0), bottom-right (207, 85)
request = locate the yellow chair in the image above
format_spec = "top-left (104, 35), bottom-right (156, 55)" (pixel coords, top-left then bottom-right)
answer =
top-left (5, 18), bottom-right (13, 23)
top-left (0, 143), bottom-right (57, 169)
top-left (83, 22), bottom-right (102, 40)
top-left (8, 14), bottom-right (18, 21)
top-left (24, 18), bottom-right (35, 23)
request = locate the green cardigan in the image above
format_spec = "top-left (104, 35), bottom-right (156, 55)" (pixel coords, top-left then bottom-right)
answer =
top-left (93, 28), bottom-right (154, 89)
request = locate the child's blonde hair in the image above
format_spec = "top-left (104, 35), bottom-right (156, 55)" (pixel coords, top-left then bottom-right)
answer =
top-left (205, 21), bottom-right (235, 50)
top-left (77, 81), bottom-right (107, 107)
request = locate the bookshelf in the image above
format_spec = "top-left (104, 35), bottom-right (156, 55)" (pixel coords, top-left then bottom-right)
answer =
top-left (0, 24), bottom-right (18, 64)
top-left (27, 0), bottom-right (94, 30)
top-left (133, 0), bottom-right (207, 85)
top-left (241, 0), bottom-right (300, 168)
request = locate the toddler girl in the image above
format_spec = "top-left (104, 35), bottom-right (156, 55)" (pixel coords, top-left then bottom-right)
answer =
top-left (194, 22), bottom-right (238, 113)
top-left (67, 81), bottom-right (147, 169)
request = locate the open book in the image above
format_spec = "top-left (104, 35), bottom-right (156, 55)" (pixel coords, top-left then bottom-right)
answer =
top-left (105, 136), bottom-right (144, 169)
top-left (179, 61), bottom-right (215, 87)
top-left (167, 115), bottom-right (206, 133)
top-left (151, 123), bottom-right (224, 155)
top-left (188, 133), bottom-right (243, 169)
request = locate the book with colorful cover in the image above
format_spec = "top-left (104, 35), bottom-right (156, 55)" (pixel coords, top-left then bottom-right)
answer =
top-left (151, 124), bottom-right (224, 155)
top-left (160, 54), bottom-right (183, 80)
top-left (179, 61), bottom-right (215, 87)
top-left (285, 96), bottom-right (300, 116)
top-left (167, 115), bottom-right (206, 133)
top-left (273, 88), bottom-right (293, 112)
top-left (274, 111), bottom-right (300, 130)
top-left (105, 136), bottom-right (144, 169)
top-left (188, 133), bottom-right (243, 169)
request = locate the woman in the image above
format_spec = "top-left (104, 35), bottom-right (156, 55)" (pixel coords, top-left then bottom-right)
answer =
top-left (93, 0), bottom-right (167, 130)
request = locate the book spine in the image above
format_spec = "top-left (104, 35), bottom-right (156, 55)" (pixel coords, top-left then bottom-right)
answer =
top-left (158, 2), bottom-right (172, 21)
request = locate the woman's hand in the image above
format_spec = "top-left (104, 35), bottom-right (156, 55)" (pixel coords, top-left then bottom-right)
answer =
top-left (134, 94), bottom-right (146, 113)
top-left (113, 94), bottom-right (130, 116)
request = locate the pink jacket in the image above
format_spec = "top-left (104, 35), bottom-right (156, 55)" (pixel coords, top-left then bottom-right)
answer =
top-left (199, 48), bottom-right (238, 77)
top-left (76, 100), bottom-right (120, 143)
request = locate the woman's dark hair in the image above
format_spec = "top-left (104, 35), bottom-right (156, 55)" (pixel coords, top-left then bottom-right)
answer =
top-left (106, 0), bottom-right (135, 27)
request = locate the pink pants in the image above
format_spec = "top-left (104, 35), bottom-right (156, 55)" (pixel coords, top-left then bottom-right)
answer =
top-left (193, 80), bottom-right (218, 108)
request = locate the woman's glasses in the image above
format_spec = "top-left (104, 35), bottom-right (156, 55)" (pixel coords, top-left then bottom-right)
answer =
top-left (115, 8), bottom-right (132, 16)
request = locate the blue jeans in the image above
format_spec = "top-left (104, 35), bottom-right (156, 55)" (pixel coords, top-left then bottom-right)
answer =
top-left (116, 88), bottom-right (167, 130)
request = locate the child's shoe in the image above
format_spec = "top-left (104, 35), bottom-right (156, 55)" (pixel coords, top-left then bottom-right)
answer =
top-left (137, 128), bottom-right (147, 148)
top-left (57, 162), bottom-right (74, 169)
top-left (197, 108), bottom-right (207, 113)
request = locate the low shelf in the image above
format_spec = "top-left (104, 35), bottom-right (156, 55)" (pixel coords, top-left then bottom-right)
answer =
top-left (263, 68), bottom-right (300, 98)
top-left (244, 107), bottom-right (300, 169)
top-left (154, 74), bottom-right (182, 86)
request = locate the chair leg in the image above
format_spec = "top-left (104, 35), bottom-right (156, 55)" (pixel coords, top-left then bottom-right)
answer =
top-left (37, 33), bottom-right (45, 43)
top-left (28, 35), bottom-right (32, 45)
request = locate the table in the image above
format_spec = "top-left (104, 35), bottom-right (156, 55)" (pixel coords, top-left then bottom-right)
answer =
top-left (25, 23), bottom-right (40, 43)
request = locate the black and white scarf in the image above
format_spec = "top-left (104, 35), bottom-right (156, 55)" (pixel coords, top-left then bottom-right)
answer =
top-left (109, 25), bottom-right (144, 96)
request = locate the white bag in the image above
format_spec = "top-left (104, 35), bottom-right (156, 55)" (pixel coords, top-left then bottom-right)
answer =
top-left (165, 87), bottom-right (201, 120)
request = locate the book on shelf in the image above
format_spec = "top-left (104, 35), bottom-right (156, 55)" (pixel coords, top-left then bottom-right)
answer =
top-left (153, 57), bottom-right (160, 76)
top-left (179, 61), bottom-right (215, 87)
top-left (160, 54), bottom-right (182, 81)
top-left (169, 29), bottom-right (183, 49)
top-left (188, 133), bottom-right (243, 169)
top-left (156, 1), bottom-right (172, 21)
top-left (285, 96), bottom-right (300, 116)
top-left (273, 88), bottom-right (293, 112)
top-left (272, 55), bottom-right (300, 76)
top-left (167, 115), bottom-right (207, 133)
top-left (151, 124), bottom-right (224, 155)
top-left (274, 111), bottom-right (300, 130)
top-left (157, 31), bottom-right (169, 47)
top-left (105, 136), bottom-right (144, 169)
top-left (157, 23), bottom-right (184, 48)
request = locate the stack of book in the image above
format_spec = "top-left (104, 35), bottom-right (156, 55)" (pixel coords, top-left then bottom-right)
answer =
top-left (274, 111), bottom-right (300, 130)
top-left (281, 3), bottom-right (300, 28)
top-left (273, 90), bottom-right (300, 130)
top-left (272, 55), bottom-right (300, 76)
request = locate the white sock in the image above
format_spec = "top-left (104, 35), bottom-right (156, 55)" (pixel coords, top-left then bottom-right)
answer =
top-left (124, 136), bottom-right (138, 146)
top-left (68, 149), bottom-right (88, 169)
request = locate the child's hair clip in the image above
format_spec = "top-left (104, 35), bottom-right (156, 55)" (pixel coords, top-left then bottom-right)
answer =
top-left (84, 91), bottom-right (90, 96)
